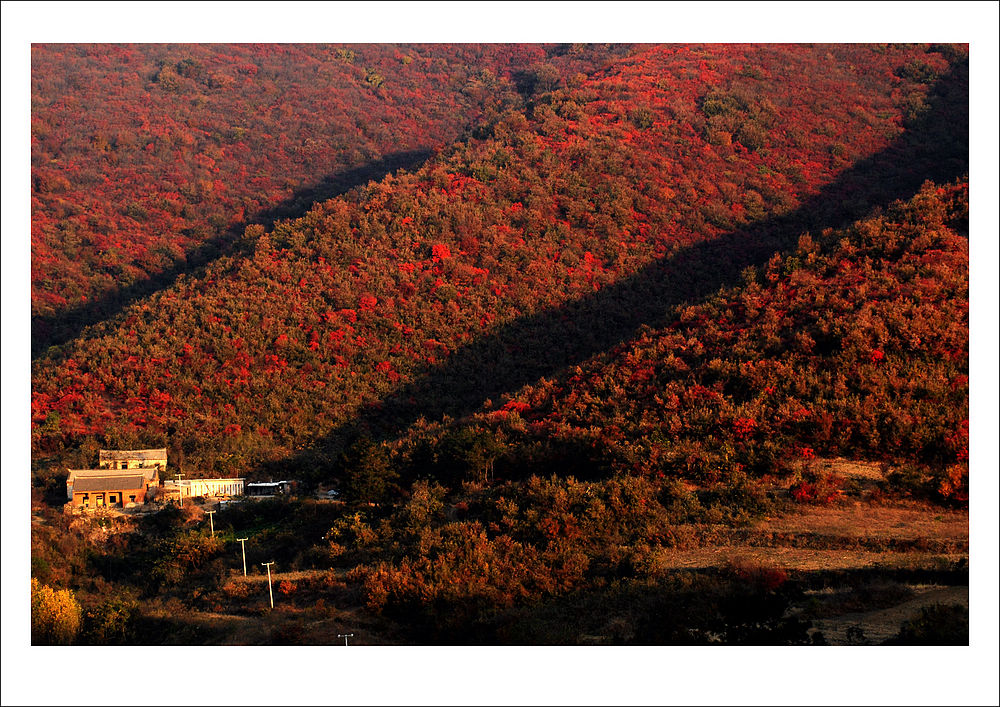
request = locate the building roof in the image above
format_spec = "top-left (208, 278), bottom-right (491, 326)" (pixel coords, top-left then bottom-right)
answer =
top-left (73, 475), bottom-right (146, 492)
top-left (68, 467), bottom-right (159, 482)
top-left (99, 448), bottom-right (167, 462)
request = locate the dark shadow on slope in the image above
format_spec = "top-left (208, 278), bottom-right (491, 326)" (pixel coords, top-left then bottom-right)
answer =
top-left (427, 562), bottom-right (968, 645)
top-left (274, 58), bottom-right (968, 476)
top-left (31, 149), bottom-right (434, 359)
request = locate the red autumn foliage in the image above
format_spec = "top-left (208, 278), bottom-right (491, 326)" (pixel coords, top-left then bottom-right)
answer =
top-left (431, 243), bottom-right (452, 261)
top-left (31, 43), bottom-right (629, 340)
top-left (30, 45), bottom-right (966, 505)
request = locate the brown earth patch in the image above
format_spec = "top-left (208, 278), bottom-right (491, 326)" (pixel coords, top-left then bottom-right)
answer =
top-left (650, 545), bottom-right (964, 573)
top-left (760, 502), bottom-right (968, 544)
top-left (812, 457), bottom-right (886, 481)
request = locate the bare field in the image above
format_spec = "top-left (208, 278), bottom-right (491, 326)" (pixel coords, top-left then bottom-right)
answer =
top-left (760, 502), bottom-right (969, 547)
top-left (652, 545), bottom-right (965, 572)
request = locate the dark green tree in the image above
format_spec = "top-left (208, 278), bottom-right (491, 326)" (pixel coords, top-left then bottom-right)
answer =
top-left (338, 436), bottom-right (398, 504)
top-left (434, 426), bottom-right (502, 486)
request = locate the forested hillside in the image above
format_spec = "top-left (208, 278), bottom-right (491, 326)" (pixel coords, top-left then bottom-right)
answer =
top-left (31, 42), bottom-right (630, 352)
top-left (32, 43), bottom-right (967, 487)
top-left (29, 178), bottom-right (970, 646)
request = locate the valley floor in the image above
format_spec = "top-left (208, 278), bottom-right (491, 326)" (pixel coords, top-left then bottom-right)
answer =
top-left (151, 479), bottom-right (969, 645)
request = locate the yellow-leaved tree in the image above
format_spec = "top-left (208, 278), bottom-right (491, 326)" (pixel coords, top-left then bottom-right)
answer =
top-left (31, 577), bottom-right (81, 645)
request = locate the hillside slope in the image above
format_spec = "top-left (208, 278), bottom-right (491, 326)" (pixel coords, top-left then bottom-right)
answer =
top-left (31, 44), bottom-right (966, 486)
top-left (31, 43), bottom-right (630, 351)
top-left (305, 178), bottom-right (967, 642)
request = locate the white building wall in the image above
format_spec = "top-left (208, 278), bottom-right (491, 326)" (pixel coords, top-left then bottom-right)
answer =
top-left (164, 478), bottom-right (244, 498)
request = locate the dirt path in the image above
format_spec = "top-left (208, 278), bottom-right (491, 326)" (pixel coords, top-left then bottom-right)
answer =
top-left (811, 585), bottom-right (968, 644)
top-left (236, 568), bottom-right (338, 584)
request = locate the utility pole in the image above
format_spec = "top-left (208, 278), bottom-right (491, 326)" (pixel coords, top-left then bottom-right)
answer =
top-left (237, 537), bottom-right (248, 576)
top-left (262, 561), bottom-right (275, 609)
top-left (337, 633), bottom-right (354, 646)
top-left (205, 509), bottom-right (216, 538)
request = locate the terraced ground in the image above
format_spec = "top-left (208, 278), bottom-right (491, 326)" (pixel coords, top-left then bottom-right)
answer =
top-left (649, 459), bottom-right (969, 645)
top-left (139, 459), bottom-right (967, 645)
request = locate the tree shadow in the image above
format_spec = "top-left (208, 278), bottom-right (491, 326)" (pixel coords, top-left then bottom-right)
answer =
top-left (275, 57), bottom-right (968, 474)
top-left (31, 149), bottom-right (435, 359)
